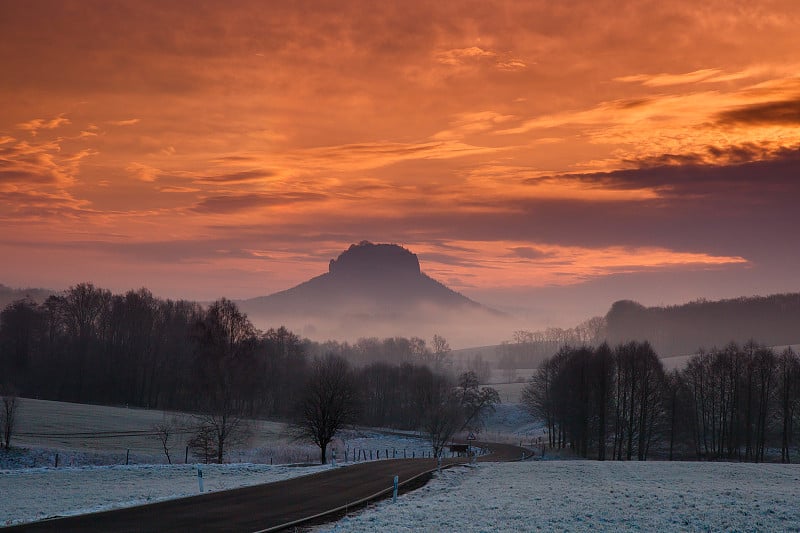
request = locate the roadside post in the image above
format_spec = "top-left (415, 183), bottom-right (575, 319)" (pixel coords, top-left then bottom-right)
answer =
top-left (197, 467), bottom-right (204, 493)
top-left (392, 475), bottom-right (399, 503)
top-left (332, 449), bottom-right (336, 467)
top-left (467, 432), bottom-right (476, 464)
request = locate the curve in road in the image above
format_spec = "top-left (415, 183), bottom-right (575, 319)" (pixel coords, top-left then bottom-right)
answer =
top-left (3, 442), bottom-right (531, 532)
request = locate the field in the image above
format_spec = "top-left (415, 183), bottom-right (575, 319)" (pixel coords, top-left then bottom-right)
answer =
top-left (0, 398), bottom-right (439, 526)
top-left (314, 461), bottom-right (800, 532)
top-left (9, 398), bottom-right (800, 531)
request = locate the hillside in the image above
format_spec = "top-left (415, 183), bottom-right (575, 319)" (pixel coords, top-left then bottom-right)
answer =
top-left (0, 284), bottom-right (53, 310)
top-left (239, 241), bottom-right (503, 344)
top-left (605, 293), bottom-right (800, 356)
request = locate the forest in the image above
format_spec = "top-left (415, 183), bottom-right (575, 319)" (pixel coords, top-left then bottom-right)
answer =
top-left (524, 341), bottom-right (800, 462)
top-left (0, 283), bottom-right (498, 462)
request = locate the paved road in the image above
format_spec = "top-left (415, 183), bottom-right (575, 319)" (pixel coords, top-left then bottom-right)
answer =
top-left (4, 443), bottom-right (529, 532)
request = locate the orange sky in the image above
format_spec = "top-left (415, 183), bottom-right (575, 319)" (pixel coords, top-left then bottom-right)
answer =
top-left (2, 0), bottom-right (799, 325)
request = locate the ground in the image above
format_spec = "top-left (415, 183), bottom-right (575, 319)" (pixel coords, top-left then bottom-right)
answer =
top-left (314, 461), bottom-right (800, 532)
top-left (5, 398), bottom-right (800, 531)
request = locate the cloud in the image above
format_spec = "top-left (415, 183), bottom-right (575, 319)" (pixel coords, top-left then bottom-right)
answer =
top-left (126, 162), bottom-right (160, 182)
top-left (193, 169), bottom-right (277, 184)
top-left (414, 239), bottom-right (748, 290)
top-left (106, 118), bottom-right (141, 126)
top-left (715, 98), bottom-right (800, 126)
top-left (0, 138), bottom-right (90, 187)
top-left (16, 115), bottom-right (71, 136)
top-left (436, 46), bottom-right (496, 66)
top-left (509, 246), bottom-right (550, 260)
top-left (434, 46), bottom-right (527, 73)
top-left (432, 111), bottom-right (516, 141)
top-left (615, 68), bottom-right (724, 87)
top-left (288, 140), bottom-right (503, 172)
top-left (495, 59), bottom-right (527, 72)
top-left (192, 191), bottom-right (327, 214)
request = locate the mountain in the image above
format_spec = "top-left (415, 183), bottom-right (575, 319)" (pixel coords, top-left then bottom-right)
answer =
top-left (239, 241), bottom-right (503, 344)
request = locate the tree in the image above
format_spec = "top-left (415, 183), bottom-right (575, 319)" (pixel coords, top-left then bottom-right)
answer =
top-left (190, 299), bottom-right (257, 463)
top-left (431, 334), bottom-right (451, 368)
top-left (522, 357), bottom-right (558, 448)
top-left (0, 299), bottom-right (44, 393)
top-left (455, 371), bottom-right (500, 435)
top-left (777, 348), bottom-right (800, 463)
top-left (422, 371), bottom-right (499, 458)
top-left (48, 283), bottom-right (111, 401)
top-left (1, 385), bottom-right (19, 450)
top-left (294, 354), bottom-right (360, 464)
top-left (152, 417), bottom-right (180, 464)
top-left (422, 393), bottom-right (464, 459)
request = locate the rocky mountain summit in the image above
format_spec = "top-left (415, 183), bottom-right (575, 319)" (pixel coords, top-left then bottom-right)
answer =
top-left (238, 241), bottom-right (500, 341)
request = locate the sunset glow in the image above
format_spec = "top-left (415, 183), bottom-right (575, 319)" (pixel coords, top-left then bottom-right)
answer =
top-left (1, 1), bottom-right (799, 324)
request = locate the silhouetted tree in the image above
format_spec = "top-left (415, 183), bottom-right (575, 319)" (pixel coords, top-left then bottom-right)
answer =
top-left (423, 392), bottom-right (464, 459)
top-left (777, 348), bottom-right (800, 463)
top-left (455, 371), bottom-right (500, 435)
top-left (431, 334), bottom-right (451, 368)
top-left (294, 354), bottom-right (360, 464)
top-left (1, 385), bottom-right (19, 450)
top-left (190, 299), bottom-right (257, 463)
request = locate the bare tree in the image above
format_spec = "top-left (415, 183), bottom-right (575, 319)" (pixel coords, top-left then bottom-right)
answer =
top-left (422, 394), bottom-right (464, 459)
top-left (189, 299), bottom-right (257, 463)
top-left (187, 422), bottom-right (217, 464)
top-left (189, 408), bottom-right (251, 464)
top-left (455, 371), bottom-right (500, 435)
top-left (1, 385), bottom-right (19, 450)
top-left (431, 334), bottom-right (451, 368)
top-left (422, 371), bottom-right (500, 458)
top-left (294, 354), bottom-right (360, 464)
top-left (152, 417), bottom-right (181, 464)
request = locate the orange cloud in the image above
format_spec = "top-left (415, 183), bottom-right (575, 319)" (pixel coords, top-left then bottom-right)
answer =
top-left (16, 115), bottom-right (71, 136)
top-left (414, 240), bottom-right (749, 291)
top-left (1, 0), bottom-right (799, 308)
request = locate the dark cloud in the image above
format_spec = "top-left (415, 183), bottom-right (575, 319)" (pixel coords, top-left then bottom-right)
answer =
top-left (417, 252), bottom-right (486, 268)
top-left (573, 145), bottom-right (800, 196)
top-left (0, 237), bottom-right (267, 264)
top-left (193, 170), bottom-right (276, 184)
top-left (509, 246), bottom-right (551, 260)
top-left (0, 168), bottom-right (54, 184)
top-left (192, 191), bottom-right (327, 214)
top-left (715, 98), bottom-right (800, 126)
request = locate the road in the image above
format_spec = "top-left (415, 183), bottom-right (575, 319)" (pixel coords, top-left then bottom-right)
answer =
top-left (3, 443), bottom-right (529, 532)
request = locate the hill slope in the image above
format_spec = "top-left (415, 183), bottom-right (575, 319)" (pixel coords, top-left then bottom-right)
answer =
top-left (605, 293), bottom-right (800, 356)
top-left (239, 241), bottom-right (501, 343)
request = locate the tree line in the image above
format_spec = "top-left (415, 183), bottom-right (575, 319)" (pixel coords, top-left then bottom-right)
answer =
top-left (0, 283), bottom-right (499, 461)
top-left (523, 341), bottom-right (800, 462)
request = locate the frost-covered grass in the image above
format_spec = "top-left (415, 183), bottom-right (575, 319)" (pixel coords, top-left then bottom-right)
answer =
top-left (316, 460), bottom-right (800, 532)
top-left (5, 398), bottom-right (436, 469)
top-left (0, 431), bottom-right (435, 527)
top-left (1, 398), bottom-right (438, 526)
top-left (11, 398), bottom-right (288, 457)
top-left (0, 462), bottom-right (336, 527)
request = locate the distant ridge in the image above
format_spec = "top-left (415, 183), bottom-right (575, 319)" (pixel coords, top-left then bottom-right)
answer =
top-left (0, 283), bottom-right (54, 309)
top-left (605, 292), bottom-right (800, 356)
top-left (238, 241), bottom-right (501, 341)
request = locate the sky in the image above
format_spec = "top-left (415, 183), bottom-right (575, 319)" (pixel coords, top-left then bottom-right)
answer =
top-left (1, 0), bottom-right (799, 327)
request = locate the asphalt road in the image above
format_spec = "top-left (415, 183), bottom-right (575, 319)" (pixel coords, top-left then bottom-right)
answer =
top-left (3, 442), bottom-right (529, 532)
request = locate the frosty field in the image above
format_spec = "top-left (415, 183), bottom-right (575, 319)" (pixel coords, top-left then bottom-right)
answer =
top-left (6, 398), bottom-right (800, 531)
top-left (317, 460), bottom-right (800, 532)
top-left (0, 462), bottom-right (332, 527)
